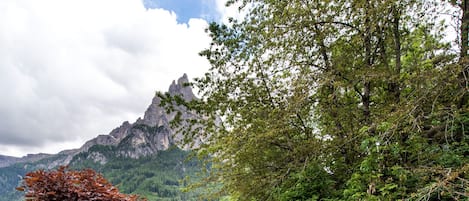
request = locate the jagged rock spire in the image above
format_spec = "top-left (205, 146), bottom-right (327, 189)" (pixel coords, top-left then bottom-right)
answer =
top-left (168, 73), bottom-right (196, 101)
top-left (142, 74), bottom-right (195, 127)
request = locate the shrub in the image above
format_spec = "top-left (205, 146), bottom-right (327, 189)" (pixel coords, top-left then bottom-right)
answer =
top-left (16, 166), bottom-right (145, 201)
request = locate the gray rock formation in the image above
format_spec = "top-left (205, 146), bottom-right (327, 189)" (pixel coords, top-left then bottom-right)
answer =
top-left (142, 95), bottom-right (168, 127)
top-left (109, 121), bottom-right (132, 141)
top-left (116, 125), bottom-right (173, 158)
top-left (71, 74), bottom-right (199, 162)
top-left (168, 73), bottom-right (196, 100)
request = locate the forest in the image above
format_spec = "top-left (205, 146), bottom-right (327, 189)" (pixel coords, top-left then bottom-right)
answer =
top-left (71, 146), bottom-right (202, 200)
top-left (166, 0), bottom-right (469, 200)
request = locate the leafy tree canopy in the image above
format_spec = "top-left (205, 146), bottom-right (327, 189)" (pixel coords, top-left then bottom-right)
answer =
top-left (168, 0), bottom-right (469, 200)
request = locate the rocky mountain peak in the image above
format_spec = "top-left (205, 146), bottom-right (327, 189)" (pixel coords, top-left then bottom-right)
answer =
top-left (142, 92), bottom-right (166, 127)
top-left (142, 74), bottom-right (195, 127)
top-left (110, 121), bottom-right (132, 140)
top-left (168, 73), bottom-right (196, 101)
top-left (88, 73), bottom-right (198, 158)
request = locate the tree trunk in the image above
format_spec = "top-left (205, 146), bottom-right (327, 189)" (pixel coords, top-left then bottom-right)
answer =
top-left (461, 0), bottom-right (469, 60)
top-left (391, 5), bottom-right (401, 103)
top-left (363, 1), bottom-right (372, 126)
top-left (459, 0), bottom-right (468, 109)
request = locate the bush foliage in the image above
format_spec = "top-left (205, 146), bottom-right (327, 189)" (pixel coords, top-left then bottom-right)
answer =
top-left (17, 166), bottom-right (145, 201)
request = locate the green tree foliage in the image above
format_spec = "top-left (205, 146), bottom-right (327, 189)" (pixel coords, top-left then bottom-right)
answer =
top-left (71, 146), bottom-right (203, 201)
top-left (0, 165), bottom-right (28, 201)
top-left (173, 0), bottom-right (469, 200)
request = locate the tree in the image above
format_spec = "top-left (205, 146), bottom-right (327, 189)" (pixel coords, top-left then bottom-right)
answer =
top-left (168, 0), bottom-right (468, 200)
top-left (447, 0), bottom-right (469, 111)
top-left (16, 166), bottom-right (145, 201)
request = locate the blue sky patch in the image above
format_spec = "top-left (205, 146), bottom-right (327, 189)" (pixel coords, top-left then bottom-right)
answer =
top-left (143, 0), bottom-right (220, 24)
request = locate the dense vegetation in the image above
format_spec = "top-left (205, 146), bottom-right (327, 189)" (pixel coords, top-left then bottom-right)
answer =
top-left (166, 0), bottom-right (469, 200)
top-left (0, 165), bottom-right (28, 201)
top-left (71, 146), bottom-right (202, 201)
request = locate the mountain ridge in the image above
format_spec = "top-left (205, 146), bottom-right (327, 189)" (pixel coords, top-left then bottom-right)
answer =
top-left (0, 73), bottom-right (198, 168)
top-left (0, 153), bottom-right (52, 168)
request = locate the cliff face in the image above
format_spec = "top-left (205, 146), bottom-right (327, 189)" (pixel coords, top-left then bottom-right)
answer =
top-left (141, 74), bottom-right (196, 127)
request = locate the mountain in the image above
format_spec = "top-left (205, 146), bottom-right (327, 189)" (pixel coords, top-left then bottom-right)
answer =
top-left (17, 73), bottom-right (197, 167)
top-left (0, 153), bottom-right (52, 168)
top-left (0, 74), bottom-right (204, 200)
top-left (0, 155), bottom-right (18, 168)
top-left (73, 73), bottom-right (200, 161)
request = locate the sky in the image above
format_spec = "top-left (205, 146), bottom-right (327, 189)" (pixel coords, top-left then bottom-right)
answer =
top-left (0, 0), bottom-right (240, 157)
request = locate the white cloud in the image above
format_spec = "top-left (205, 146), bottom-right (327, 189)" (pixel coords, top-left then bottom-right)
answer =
top-left (215, 0), bottom-right (248, 24)
top-left (0, 0), bottom-right (211, 157)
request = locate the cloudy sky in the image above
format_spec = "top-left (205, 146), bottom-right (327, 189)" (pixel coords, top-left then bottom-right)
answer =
top-left (0, 0), bottom-right (239, 157)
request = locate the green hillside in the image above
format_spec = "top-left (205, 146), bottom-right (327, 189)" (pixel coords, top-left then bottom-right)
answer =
top-left (72, 146), bottom-right (202, 200)
top-left (0, 147), bottom-right (203, 201)
top-left (0, 164), bottom-right (27, 201)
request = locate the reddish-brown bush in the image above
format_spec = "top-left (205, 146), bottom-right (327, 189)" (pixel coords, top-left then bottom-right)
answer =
top-left (17, 166), bottom-right (146, 201)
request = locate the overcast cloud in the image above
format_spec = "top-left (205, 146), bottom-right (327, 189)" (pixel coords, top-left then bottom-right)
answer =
top-left (0, 0), bottom-right (238, 157)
